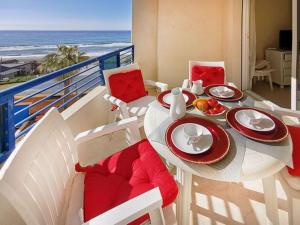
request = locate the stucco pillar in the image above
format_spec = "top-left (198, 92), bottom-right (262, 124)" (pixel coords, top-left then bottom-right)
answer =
top-left (132, 0), bottom-right (158, 81)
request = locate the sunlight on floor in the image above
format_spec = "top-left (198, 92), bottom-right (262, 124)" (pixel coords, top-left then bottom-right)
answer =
top-left (191, 176), bottom-right (289, 225)
top-left (252, 80), bottom-right (291, 108)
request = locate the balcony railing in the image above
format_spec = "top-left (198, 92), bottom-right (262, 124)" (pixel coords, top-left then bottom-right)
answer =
top-left (0, 45), bottom-right (134, 162)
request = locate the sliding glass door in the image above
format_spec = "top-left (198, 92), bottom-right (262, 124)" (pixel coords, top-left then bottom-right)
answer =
top-left (292, 0), bottom-right (300, 110)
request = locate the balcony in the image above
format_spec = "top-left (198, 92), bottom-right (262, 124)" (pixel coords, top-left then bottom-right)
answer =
top-left (0, 45), bottom-right (299, 225)
top-left (1, 1), bottom-right (300, 225)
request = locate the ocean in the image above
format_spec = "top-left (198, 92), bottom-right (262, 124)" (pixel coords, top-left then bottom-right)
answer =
top-left (0, 30), bottom-right (131, 59)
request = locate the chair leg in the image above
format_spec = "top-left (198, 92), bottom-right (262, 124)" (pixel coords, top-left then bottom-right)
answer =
top-left (108, 110), bottom-right (118, 141)
top-left (253, 76), bottom-right (257, 84)
top-left (262, 175), bottom-right (280, 225)
top-left (288, 196), bottom-right (300, 225)
top-left (288, 196), bottom-right (294, 225)
top-left (149, 207), bottom-right (165, 225)
top-left (250, 76), bottom-right (254, 90)
top-left (268, 74), bottom-right (274, 91)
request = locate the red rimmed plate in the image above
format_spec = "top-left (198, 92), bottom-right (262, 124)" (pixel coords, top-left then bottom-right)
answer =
top-left (157, 90), bottom-right (197, 108)
top-left (205, 85), bottom-right (244, 102)
top-left (226, 107), bottom-right (289, 143)
top-left (165, 117), bottom-right (230, 164)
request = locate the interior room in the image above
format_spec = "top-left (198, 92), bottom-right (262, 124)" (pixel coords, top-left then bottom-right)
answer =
top-left (251, 0), bottom-right (292, 108)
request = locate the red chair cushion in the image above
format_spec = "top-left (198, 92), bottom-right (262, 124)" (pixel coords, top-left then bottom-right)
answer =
top-left (76, 139), bottom-right (178, 224)
top-left (191, 65), bottom-right (225, 87)
top-left (287, 125), bottom-right (300, 176)
top-left (109, 69), bottom-right (148, 103)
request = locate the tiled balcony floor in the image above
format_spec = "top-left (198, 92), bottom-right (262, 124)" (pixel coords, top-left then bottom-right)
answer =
top-left (191, 176), bottom-right (288, 225)
top-left (252, 80), bottom-right (291, 109)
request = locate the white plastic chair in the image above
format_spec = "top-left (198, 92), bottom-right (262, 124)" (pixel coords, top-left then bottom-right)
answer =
top-left (251, 96), bottom-right (300, 225)
top-left (250, 60), bottom-right (274, 91)
top-left (103, 63), bottom-right (168, 127)
top-left (182, 61), bottom-right (237, 89)
top-left (0, 108), bottom-right (175, 225)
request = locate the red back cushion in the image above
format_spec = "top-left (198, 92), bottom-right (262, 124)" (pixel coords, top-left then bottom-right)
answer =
top-left (109, 69), bottom-right (147, 103)
top-left (287, 125), bottom-right (300, 176)
top-left (191, 65), bottom-right (225, 87)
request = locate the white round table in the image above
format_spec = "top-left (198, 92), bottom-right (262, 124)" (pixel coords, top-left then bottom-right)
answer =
top-left (144, 101), bottom-right (292, 225)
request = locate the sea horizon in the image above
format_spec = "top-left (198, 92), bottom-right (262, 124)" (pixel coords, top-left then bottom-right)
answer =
top-left (0, 29), bottom-right (131, 32)
top-left (0, 30), bottom-right (132, 60)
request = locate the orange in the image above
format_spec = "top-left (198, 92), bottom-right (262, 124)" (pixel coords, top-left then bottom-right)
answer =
top-left (196, 100), bottom-right (209, 111)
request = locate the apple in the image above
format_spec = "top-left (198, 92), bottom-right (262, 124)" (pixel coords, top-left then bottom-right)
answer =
top-left (208, 109), bottom-right (215, 114)
top-left (207, 98), bottom-right (218, 108)
top-left (217, 105), bottom-right (226, 112)
top-left (204, 110), bottom-right (210, 114)
top-left (211, 108), bottom-right (220, 114)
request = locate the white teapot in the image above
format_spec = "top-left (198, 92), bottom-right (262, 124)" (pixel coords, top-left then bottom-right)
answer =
top-left (191, 80), bottom-right (204, 95)
top-left (169, 88), bottom-right (186, 121)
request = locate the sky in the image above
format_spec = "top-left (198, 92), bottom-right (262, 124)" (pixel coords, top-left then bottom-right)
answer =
top-left (0, 0), bottom-right (132, 31)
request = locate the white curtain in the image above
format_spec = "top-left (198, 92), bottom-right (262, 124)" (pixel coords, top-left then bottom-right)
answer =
top-left (249, 0), bottom-right (256, 89)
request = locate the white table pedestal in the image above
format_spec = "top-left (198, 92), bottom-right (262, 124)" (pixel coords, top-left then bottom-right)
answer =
top-left (262, 175), bottom-right (280, 225)
top-left (176, 167), bottom-right (192, 225)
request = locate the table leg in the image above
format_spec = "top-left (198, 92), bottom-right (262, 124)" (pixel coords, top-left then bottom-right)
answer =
top-left (262, 175), bottom-right (280, 225)
top-left (176, 167), bottom-right (192, 225)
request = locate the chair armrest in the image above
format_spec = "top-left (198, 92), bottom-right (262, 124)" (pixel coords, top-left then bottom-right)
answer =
top-left (103, 94), bottom-right (129, 118)
top-left (103, 94), bottom-right (127, 107)
top-left (83, 187), bottom-right (163, 225)
top-left (144, 80), bottom-right (168, 92)
top-left (246, 90), bottom-right (300, 124)
top-left (264, 104), bottom-right (300, 119)
top-left (75, 116), bottom-right (141, 145)
top-left (252, 97), bottom-right (300, 118)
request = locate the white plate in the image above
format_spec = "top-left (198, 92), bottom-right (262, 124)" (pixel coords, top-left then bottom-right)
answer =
top-left (171, 123), bottom-right (213, 154)
top-left (163, 93), bottom-right (189, 105)
top-left (234, 109), bottom-right (276, 132)
top-left (209, 86), bottom-right (235, 98)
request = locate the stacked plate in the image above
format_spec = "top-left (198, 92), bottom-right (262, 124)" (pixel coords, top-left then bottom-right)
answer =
top-left (226, 107), bottom-right (288, 142)
top-left (205, 85), bottom-right (244, 102)
top-left (165, 117), bottom-right (230, 164)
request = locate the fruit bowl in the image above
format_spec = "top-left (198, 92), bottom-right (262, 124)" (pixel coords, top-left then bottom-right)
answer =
top-left (193, 98), bottom-right (227, 116)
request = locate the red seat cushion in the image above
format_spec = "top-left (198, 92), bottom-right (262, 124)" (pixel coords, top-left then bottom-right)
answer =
top-left (287, 125), bottom-right (300, 176)
top-left (76, 139), bottom-right (178, 224)
top-left (109, 69), bottom-right (148, 103)
top-left (191, 65), bottom-right (225, 87)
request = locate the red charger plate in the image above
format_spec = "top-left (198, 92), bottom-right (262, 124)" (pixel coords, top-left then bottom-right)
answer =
top-left (205, 84), bottom-right (244, 102)
top-left (157, 90), bottom-right (196, 109)
top-left (226, 107), bottom-right (289, 142)
top-left (165, 117), bottom-right (230, 164)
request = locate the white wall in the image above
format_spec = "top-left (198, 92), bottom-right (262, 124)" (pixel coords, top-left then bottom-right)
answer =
top-left (256, 0), bottom-right (292, 60)
top-left (132, 0), bottom-right (243, 88)
top-left (223, 0), bottom-right (243, 88)
top-left (132, 0), bottom-right (158, 81)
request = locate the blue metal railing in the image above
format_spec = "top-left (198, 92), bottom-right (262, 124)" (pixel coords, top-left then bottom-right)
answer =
top-left (0, 45), bottom-right (134, 162)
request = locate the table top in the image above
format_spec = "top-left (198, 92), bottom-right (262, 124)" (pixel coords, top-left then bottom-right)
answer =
top-left (144, 93), bottom-right (292, 182)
